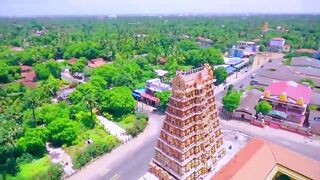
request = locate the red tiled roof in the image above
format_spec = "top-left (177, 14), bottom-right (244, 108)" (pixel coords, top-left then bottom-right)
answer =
top-left (142, 93), bottom-right (160, 103)
top-left (158, 57), bottom-right (167, 64)
top-left (19, 65), bottom-right (32, 72)
top-left (213, 138), bottom-right (320, 180)
top-left (68, 58), bottom-right (78, 65)
top-left (265, 81), bottom-right (312, 104)
top-left (196, 36), bottom-right (205, 41)
top-left (17, 68), bottom-right (36, 88)
top-left (295, 48), bottom-right (317, 54)
top-left (87, 58), bottom-right (106, 68)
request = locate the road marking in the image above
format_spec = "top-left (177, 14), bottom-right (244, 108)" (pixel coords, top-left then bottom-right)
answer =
top-left (110, 174), bottom-right (120, 180)
top-left (96, 167), bottom-right (110, 176)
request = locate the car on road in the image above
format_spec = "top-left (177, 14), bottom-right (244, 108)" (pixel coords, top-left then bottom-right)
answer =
top-left (251, 73), bottom-right (256, 78)
top-left (239, 84), bottom-right (243, 89)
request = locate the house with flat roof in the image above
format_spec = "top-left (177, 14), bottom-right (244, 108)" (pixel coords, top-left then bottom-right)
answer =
top-left (261, 81), bottom-right (312, 125)
top-left (145, 78), bottom-right (170, 95)
top-left (229, 41), bottom-right (259, 58)
top-left (213, 138), bottom-right (320, 180)
top-left (268, 37), bottom-right (286, 52)
top-left (233, 89), bottom-right (263, 121)
top-left (308, 110), bottom-right (320, 135)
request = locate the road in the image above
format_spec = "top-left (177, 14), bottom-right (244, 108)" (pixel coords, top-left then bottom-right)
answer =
top-left (67, 52), bottom-right (320, 180)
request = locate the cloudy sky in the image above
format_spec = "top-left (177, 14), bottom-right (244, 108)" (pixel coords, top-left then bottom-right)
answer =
top-left (0, 0), bottom-right (319, 17)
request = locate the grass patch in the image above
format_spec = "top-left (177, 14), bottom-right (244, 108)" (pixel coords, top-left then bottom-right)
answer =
top-left (245, 85), bottom-right (254, 91)
top-left (284, 58), bottom-right (292, 65)
top-left (8, 156), bottom-right (51, 180)
top-left (65, 125), bottom-right (120, 161)
top-left (117, 115), bottom-right (135, 129)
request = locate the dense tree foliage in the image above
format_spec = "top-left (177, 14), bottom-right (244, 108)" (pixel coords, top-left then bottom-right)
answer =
top-left (222, 90), bottom-right (241, 112)
top-left (17, 127), bottom-right (49, 157)
top-left (100, 87), bottom-right (136, 118)
top-left (255, 101), bottom-right (272, 115)
top-left (34, 61), bottom-right (62, 80)
top-left (214, 67), bottom-right (228, 85)
top-left (155, 91), bottom-right (172, 110)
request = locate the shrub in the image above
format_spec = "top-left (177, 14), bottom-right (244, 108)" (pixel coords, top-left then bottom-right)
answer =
top-left (126, 118), bottom-right (147, 137)
top-left (47, 163), bottom-right (63, 180)
top-left (309, 105), bottom-right (318, 111)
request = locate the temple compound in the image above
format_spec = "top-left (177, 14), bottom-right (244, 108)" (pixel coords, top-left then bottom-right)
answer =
top-left (149, 64), bottom-right (226, 180)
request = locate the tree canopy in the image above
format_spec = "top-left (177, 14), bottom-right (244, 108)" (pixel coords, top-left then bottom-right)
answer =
top-left (222, 90), bottom-right (241, 112)
top-left (255, 101), bottom-right (272, 115)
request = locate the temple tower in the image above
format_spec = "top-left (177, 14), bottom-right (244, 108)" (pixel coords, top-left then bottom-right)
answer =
top-left (149, 64), bottom-right (225, 180)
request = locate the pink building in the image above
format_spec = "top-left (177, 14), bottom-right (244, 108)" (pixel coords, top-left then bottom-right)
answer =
top-left (261, 81), bottom-right (312, 125)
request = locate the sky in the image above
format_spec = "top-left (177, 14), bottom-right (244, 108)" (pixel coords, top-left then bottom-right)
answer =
top-left (0, 0), bottom-right (320, 17)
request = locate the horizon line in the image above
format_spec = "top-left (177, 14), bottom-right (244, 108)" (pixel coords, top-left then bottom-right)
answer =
top-left (1, 12), bottom-right (320, 18)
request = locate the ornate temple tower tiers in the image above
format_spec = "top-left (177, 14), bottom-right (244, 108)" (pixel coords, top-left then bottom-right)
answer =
top-left (149, 64), bottom-right (226, 180)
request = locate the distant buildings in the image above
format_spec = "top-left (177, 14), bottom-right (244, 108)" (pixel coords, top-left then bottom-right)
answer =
top-left (228, 41), bottom-right (259, 58)
top-left (196, 36), bottom-right (214, 48)
top-left (222, 57), bottom-right (249, 75)
top-left (268, 37), bottom-right (290, 52)
top-left (213, 138), bottom-right (320, 180)
top-left (262, 81), bottom-right (312, 125)
top-left (149, 64), bottom-right (225, 179)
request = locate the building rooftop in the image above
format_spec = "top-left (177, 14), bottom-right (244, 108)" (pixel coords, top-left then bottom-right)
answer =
top-left (87, 58), bottom-right (106, 68)
top-left (291, 56), bottom-right (320, 69)
top-left (265, 81), bottom-right (312, 104)
top-left (224, 57), bottom-right (244, 65)
top-left (212, 138), bottom-right (320, 180)
top-left (295, 49), bottom-right (317, 54)
top-left (146, 78), bottom-right (170, 92)
top-left (236, 89), bottom-right (263, 114)
top-left (256, 61), bottom-right (320, 86)
top-left (310, 92), bottom-right (320, 106)
top-left (68, 57), bottom-right (78, 65)
top-left (309, 110), bottom-right (320, 123)
top-left (155, 69), bottom-right (168, 77)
